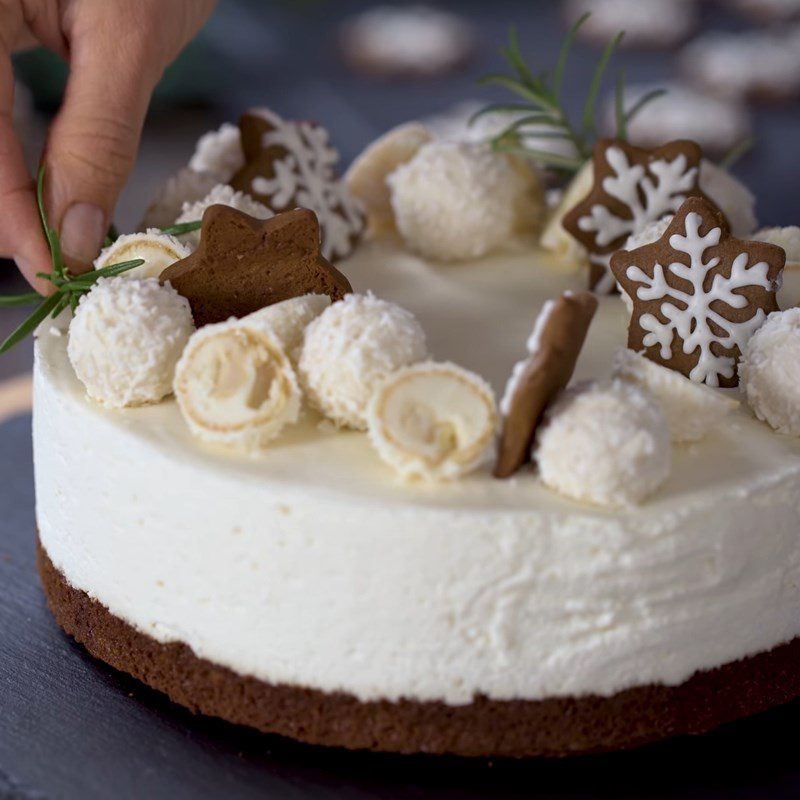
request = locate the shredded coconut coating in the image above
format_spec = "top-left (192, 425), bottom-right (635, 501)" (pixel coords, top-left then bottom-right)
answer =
top-left (139, 168), bottom-right (219, 231)
top-left (188, 123), bottom-right (245, 182)
top-left (299, 293), bottom-right (428, 429)
top-left (613, 349), bottom-right (738, 443)
top-left (740, 309), bottom-right (800, 436)
top-left (94, 230), bottom-right (190, 280)
top-left (536, 380), bottom-right (671, 507)
top-left (67, 278), bottom-right (194, 408)
top-left (174, 184), bottom-right (273, 249)
top-left (756, 226), bottom-right (800, 265)
top-left (388, 141), bottom-right (544, 261)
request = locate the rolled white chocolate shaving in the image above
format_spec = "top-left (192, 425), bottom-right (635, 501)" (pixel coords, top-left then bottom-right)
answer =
top-left (240, 294), bottom-right (331, 364)
top-left (344, 122), bottom-right (433, 233)
top-left (174, 319), bottom-right (301, 453)
top-left (367, 361), bottom-right (498, 481)
top-left (94, 230), bottom-right (190, 280)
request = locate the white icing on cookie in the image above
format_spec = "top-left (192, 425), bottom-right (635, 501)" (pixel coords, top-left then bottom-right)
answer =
top-left (577, 145), bottom-right (699, 293)
top-left (248, 109), bottom-right (364, 261)
top-left (625, 211), bottom-right (775, 386)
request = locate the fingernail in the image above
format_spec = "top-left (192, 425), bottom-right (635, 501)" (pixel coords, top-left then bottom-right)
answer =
top-left (59, 203), bottom-right (106, 265)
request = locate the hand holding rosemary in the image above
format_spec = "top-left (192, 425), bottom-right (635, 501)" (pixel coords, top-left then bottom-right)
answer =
top-left (0, 167), bottom-right (202, 355)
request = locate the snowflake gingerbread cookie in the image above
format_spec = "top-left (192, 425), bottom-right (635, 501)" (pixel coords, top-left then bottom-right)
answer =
top-left (230, 108), bottom-right (365, 262)
top-left (563, 139), bottom-right (707, 293)
top-left (611, 197), bottom-right (785, 388)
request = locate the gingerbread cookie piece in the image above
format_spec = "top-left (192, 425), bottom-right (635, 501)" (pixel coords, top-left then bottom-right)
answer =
top-left (161, 206), bottom-right (352, 328)
top-left (611, 197), bottom-right (785, 388)
top-left (495, 291), bottom-right (598, 478)
top-left (563, 139), bottom-right (706, 294)
top-left (230, 108), bottom-right (365, 262)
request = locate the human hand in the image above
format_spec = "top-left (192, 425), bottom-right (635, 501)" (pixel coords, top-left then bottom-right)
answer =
top-left (0, 0), bottom-right (217, 293)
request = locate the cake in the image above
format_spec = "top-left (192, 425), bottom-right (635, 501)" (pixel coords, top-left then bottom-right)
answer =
top-left (21, 29), bottom-right (800, 758)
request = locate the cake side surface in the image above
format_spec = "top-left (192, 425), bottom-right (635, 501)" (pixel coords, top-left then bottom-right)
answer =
top-left (37, 541), bottom-right (800, 758)
top-left (33, 242), bottom-right (800, 709)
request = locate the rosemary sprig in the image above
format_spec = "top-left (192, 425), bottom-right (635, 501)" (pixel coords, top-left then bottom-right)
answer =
top-left (158, 220), bottom-right (202, 236)
top-left (0, 166), bottom-right (144, 354)
top-left (473, 14), bottom-right (667, 173)
top-left (719, 136), bottom-right (756, 170)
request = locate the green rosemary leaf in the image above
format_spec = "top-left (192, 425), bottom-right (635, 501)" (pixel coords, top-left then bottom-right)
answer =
top-left (614, 69), bottom-right (627, 140)
top-left (0, 292), bottom-right (61, 354)
top-left (496, 114), bottom-right (566, 137)
top-left (158, 220), bottom-right (202, 236)
top-left (518, 129), bottom-right (576, 141)
top-left (104, 223), bottom-right (120, 248)
top-left (50, 294), bottom-right (70, 320)
top-left (501, 26), bottom-right (539, 89)
top-left (468, 103), bottom-right (547, 126)
top-left (624, 88), bottom-right (667, 125)
top-left (719, 136), bottom-right (756, 169)
top-left (0, 292), bottom-right (42, 307)
top-left (477, 74), bottom-right (554, 108)
top-left (74, 258), bottom-right (145, 282)
top-left (553, 12), bottom-right (589, 102)
top-left (581, 30), bottom-right (624, 139)
top-left (492, 142), bottom-right (584, 170)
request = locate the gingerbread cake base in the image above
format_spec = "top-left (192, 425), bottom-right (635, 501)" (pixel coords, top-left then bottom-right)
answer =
top-left (37, 541), bottom-right (800, 758)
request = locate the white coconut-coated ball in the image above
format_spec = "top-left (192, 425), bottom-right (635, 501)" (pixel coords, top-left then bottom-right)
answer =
top-left (68, 278), bottom-right (195, 408)
top-left (536, 380), bottom-right (671, 507)
top-left (175, 184), bottom-right (272, 249)
top-left (387, 141), bottom-right (543, 261)
top-left (740, 308), bottom-right (800, 436)
top-left (298, 293), bottom-right (428, 429)
top-left (188, 122), bottom-right (244, 182)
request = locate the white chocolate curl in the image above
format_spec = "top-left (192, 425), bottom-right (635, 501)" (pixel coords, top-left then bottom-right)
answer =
top-left (174, 319), bottom-right (301, 453)
top-left (241, 294), bottom-right (331, 364)
top-left (368, 361), bottom-right (498, 481)
top-left (94, 230), bottom-right (190, 280)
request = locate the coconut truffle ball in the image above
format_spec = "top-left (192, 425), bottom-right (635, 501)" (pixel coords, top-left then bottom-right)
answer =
top-left (299, 293), bottom-right (427, 429)
top-left (68, 278), bottom-right (194, 408)
top-left (174, 184), bottom-right (273, 249)
top-left (188, 122), bottom-right (244, 182)
top-left (740, 309), bottom-right (800, 436)
top-left (536, 380), bottom-right (671, 507)
top-left (387, 141), bottom-right (543, 261)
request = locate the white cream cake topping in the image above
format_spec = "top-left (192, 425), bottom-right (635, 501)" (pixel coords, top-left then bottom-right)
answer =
top-left (67, 278), bottom-right (194, 408)
top-left (368, 361), bottom-right (498, 482)
top-left (35, 238), bottom-right (800, 706)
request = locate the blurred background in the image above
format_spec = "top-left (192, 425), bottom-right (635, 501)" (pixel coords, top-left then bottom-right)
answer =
top-left (3, 0), bottom-right (800, 379)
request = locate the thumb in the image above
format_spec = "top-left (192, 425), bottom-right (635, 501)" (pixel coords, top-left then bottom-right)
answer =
top-left (44, 28), bottom-right (160, 272)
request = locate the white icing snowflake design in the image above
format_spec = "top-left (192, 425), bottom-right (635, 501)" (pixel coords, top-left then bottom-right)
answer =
top-left (619, 203), bottom-right (780, 387)
top-left (574, 143), bottom-right (701, 293)
top-left (245, 110), bottom-right (364, 261)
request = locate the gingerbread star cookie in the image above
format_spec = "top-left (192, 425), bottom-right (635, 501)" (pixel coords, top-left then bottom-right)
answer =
top-left (495, 291), bottom-right (598, 478)
top-left (611, 196), bottom-right (785, 388)
top-left (230, 108), bottom-right (365, 262)
top-left (563, 139), bottom-right (706, 294)
top-left (161, 206), bottom-right (352, 328)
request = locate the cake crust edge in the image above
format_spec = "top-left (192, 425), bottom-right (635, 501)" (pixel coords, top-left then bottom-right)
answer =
top-left (37, 540), bottom-right (800, 758)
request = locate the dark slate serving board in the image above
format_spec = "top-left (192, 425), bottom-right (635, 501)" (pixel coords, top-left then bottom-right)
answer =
top-left (2, 412), bottom-right (800, 799)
